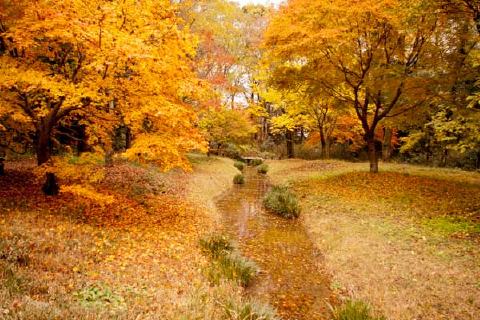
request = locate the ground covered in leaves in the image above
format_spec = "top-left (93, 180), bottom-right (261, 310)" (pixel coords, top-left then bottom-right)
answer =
top-left (269, 160), bottom-right (480, 320)
top-left (0, 156), bottom-right (252, 319)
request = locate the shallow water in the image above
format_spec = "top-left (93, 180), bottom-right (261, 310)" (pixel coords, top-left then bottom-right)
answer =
top-left (216, 169), bottom-right (333, 319)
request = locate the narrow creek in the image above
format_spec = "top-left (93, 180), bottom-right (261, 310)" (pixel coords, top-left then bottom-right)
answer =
top-left (216, 168), bottom-right (333, 319)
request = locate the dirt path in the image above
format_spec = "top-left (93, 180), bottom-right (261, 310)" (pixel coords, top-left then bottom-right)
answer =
top-left (216, 168), bottom-right (333, 320)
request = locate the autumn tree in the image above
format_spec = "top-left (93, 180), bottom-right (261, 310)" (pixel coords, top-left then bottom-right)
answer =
top-left (0, 0), bottom-right (208, 193)
top-left (264, 0), bottom-right (438, 172)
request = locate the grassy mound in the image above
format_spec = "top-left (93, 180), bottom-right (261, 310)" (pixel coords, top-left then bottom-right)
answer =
top-left (263, 186), bottom-right (300, 219)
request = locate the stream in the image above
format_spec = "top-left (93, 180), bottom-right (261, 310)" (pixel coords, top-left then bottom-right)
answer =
top-left (216, 168), bottom-right (333, 319)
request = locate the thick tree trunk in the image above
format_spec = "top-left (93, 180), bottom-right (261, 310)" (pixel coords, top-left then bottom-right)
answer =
top-left (36, 127), bottom-right (59, 195)
top-left (36, 130), bottom-right (51, 166)
top-left (42, 172), bottom-right (59, 196)
top-left (367, 137), bottom-right (379, 173)
top-left (286, 131), bottom-right (294, 159)
top-left (382, 127), bottom-right (393, 162)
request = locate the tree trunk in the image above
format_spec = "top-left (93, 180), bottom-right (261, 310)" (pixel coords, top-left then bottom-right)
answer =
top-left (36, 127), bottom-right (60, 195)
top-left (42, 172), bottom-right (59, 196)
top-left (367, 137), bottom-right (379, 173)
top-left (382, 127), bottom-right (393, 162)
top-left (286, 131), bottom-right (294, 159)
top-left (36, 130), bottom-right (51, 166)
top-left (319, 128), bottom-right (326, 158)
top-left (0, 158), bottom-right (4, 176)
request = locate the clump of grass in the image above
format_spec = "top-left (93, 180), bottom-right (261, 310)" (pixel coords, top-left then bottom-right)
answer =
top-left (263, 186), bottom-right (300, 219)
top-left (199, 234), bottom-right (235, 259)
top-left (234, 161), bottom-right (245, 171)
top-left (257, 164), bottom-right (269, 174)
top-left (200, 235), bottom-right (258, 287)
top-left (233, 174), bottom-right (245, 185)
top-left (208, 253), bottom-right (258, 287)
top-left (1, 264), bottom-right (27, 296)
top-left (74, 284), bottom-right (125, 308)
top-left (223, 299), bottom-right (280, 320)
top-left (330, 300), bottom-right (386, 320)
top-left (250, 159), bottom-right (264, 166)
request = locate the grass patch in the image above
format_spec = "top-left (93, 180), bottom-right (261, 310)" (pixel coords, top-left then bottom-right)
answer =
top-left (223, 299), bottom-right (279, 320)
top-left (1, 264), bottom-right (27, 296)
top-left (199, 234), bottom-right (235, 259)
top-left (250, 159), bottom-right (264, 166)
top-left (200, 235), bottom-right (258, 287)
top-left (234, 161), bottom-right (245, 171)
top-left (74, 284), bottom-right (125, 308)
top-left (257, 164), bottom-right (269, 174)
top-left (233, 174), bottom-right (245, 185)
top-left (422, 216), bottom-right (480, 236)
top-left (263, 186), bottom-right (300, 219)
top-left (207, 253), bottom-right (258, 287)
top-left (330, 300), bottom-right (386, 320)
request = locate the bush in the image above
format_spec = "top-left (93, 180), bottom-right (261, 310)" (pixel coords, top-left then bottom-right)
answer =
top-left (233, 174), bottom-right (245, 185)
top-left (223, 299), bottom-right (279, 320)
top-left (207, 253), bottom-right (258, 287)
top-left (263, 186), bottom-right (300, 219)
top-left (330, 300), bottom-right (386, 320)
top-left (250, 158), bottom-right (264, 166)
top-left (234, 161), bottom-right (245, 171)
top-left (199, 234), bottom-right (234, 259)
top-left (257, 164), bottom-right (269, 174)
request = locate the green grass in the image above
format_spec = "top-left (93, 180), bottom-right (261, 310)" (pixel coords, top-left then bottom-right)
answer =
top-left (257, 164), bottom-right (269, 174)
top-left (263, 186), bottom-right (301, 219)
top-left (233, 174), bottom-right (245, 185)
top-left (207, 253), bottom-right (258, 287)
top-left (234, 161), bottom-right (245, 171)
top-left (250, 159), bottom-right (264, 166)
top-left (200, 234), bottom-right (258, 287)
top-left (422, 216), bottom-right (480, 236)
top-left (199, 234), bottom-right (235, 259)
top-left (330, 300), bottom-right (386, 320)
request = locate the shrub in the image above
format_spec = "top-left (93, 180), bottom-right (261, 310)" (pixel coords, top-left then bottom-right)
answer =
top-left (233, 174), bottom-right (245, 185)
top-left (250, 158), bottom-right (264, 166)
top-left (207, 253), bottom-right (258, 287)
top-left (223, 299), bottom-right (280, 320)
top-left (199, 234), bottom-right (234, 259)
top-left (234, 161), bottom-right (245, 171)
top-left (257, 164), bottom-right (269, 174)
top-left (263, 186), bottom-right (300, 219)
top-left (330, 300), bottom-right (386, 320)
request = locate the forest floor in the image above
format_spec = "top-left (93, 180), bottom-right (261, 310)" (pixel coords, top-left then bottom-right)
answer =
top-left (268, 160), bottom-right (480, 320)
top-left (0, 154), bottom-right (254, 319)
top-left (1, 157), bottom-right (479, 320)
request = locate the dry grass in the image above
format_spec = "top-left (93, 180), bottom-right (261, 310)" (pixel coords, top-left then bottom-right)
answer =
top-left (0, 155), bottom-right (241, 319)
top-left (269, 159), bottom-right (480, 320)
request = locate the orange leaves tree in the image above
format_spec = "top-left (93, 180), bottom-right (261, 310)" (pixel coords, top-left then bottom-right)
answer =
top-left (264, 0), bottom-right (438, 172)
top-left (0, 0), bottom-right (207, 192)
